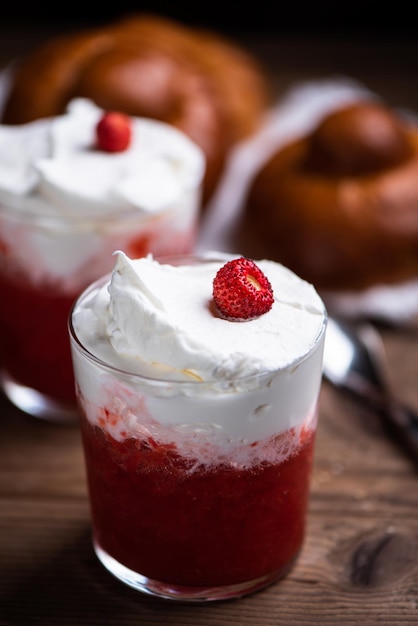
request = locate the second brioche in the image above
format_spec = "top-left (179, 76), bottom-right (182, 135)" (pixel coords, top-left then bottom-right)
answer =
top-left (238, 100), bottom-right (418, 292)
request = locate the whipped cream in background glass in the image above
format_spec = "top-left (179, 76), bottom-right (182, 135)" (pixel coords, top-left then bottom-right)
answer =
top-left (69, 251), bottom-right (327, 600)
top-left (0, 99), bottom-right (205, 421)
top-left (0, 98), bottom-right (205, 286)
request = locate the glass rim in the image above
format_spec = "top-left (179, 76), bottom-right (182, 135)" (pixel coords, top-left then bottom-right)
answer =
top-left (68, 253), bottom-right (328, 388)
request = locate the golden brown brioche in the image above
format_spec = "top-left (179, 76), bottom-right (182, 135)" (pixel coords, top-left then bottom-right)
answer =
top-left (238, 101), bottom-right (418, 292)
top-left (1, 14), bottom-right (272, 206)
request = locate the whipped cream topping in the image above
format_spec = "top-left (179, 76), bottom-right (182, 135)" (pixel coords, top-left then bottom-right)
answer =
top-left (73, 251), bottom-right (326, 381)
top-left (70, 252), bottom-right (327, 457)
top-left (0, 99), bottom-right (204, 288)
top-left (0, 98), bottom-right (205, 216)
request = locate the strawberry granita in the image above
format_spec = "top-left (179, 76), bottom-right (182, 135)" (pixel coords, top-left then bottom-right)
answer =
top-left (80, 402), bottom-right (316, 591)
top-left (0, 99), bottom-right (204, 421)
top-left (69, 253), bottom-right (327, 600)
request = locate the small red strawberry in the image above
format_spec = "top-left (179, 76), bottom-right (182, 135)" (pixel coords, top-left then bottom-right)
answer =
top-left (96, 111), bottom-right (132, 153)
top-left (213, 257), bottom-right (274, 321)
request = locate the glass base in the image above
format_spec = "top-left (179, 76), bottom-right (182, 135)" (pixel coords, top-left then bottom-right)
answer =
top-left (94, 541), bottom-right (293, 602)
top-left (0, 371), bottom-right (78, 424)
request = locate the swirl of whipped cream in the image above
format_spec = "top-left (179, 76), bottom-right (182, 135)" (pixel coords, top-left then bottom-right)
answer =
top-left (73, 251), bottom-right (326, 382)
top-left (0, 98), bottom-right (205, 216)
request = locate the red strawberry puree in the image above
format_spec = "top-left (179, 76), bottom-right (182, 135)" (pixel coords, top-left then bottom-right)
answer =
top-left (0, 272), bottom-right (76, 402)
top-left (79, 400), bottom-right (316, 589)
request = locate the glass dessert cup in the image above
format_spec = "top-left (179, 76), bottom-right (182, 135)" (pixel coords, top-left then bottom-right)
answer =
top-left (69, 260), bottom-right (327, 601)
top-left (0, 196), bottom-right (199, 423)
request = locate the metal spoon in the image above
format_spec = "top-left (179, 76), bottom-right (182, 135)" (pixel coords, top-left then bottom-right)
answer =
top-left (323, 317), bottom-right (418, 460)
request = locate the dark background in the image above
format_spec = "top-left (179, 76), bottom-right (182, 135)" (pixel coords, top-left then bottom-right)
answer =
top-left (1, 3), bottom-right (416, 38)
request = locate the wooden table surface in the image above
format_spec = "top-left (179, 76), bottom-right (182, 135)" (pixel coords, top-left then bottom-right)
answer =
top-left (1, 18), bottom-right (418, 626)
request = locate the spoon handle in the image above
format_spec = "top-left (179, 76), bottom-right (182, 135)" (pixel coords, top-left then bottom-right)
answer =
top-left (329, 372), bottom-right (418, 461)
top-left (379, 400), bottom-right (418, 460)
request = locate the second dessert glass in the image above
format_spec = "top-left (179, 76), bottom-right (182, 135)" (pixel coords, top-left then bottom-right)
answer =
top-left (0, 99), bottom-right (204, 422)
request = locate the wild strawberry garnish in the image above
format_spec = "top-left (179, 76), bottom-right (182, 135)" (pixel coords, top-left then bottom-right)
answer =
top-left (212, 257), bottom-right (274, 321)
top-left (96, 111), bottom-right (132, 153)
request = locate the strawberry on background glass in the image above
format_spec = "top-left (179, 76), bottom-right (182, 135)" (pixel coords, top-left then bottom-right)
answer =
top-left (0, 99), bottom-right (205, 422)
top-left (96, 111), bottom-right (132, 152)
top-left (69, 251), bottom-right (327, 601)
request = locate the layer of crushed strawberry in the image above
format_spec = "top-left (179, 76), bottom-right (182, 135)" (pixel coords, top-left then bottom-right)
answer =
top-left (80, 410), bottom-right (315, 587)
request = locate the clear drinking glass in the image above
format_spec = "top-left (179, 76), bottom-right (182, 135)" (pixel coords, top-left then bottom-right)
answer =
top-left (69, 256), bottom-right (327, 601)
top-left (0, 192), bottom-right (201, 422)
